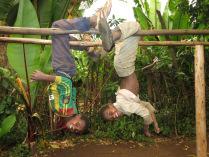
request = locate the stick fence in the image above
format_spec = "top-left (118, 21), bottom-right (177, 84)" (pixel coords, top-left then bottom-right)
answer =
top-left (0, 37), bottom-right (209, 46)
top-left (0, 26), bottom-right (209, 36)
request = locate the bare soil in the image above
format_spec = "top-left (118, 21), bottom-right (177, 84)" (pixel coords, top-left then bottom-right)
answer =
top-left (45, 137), bottom-right (209, 157)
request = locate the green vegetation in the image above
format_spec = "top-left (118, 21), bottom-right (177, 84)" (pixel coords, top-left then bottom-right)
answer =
top-left (0, 0), bottom-right (208, 156)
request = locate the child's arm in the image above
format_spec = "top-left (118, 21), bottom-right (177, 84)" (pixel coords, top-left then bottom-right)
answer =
top-left (141, 57), bottom-right (159, 71)
top-left (31, 70), bottom-right (56, 82)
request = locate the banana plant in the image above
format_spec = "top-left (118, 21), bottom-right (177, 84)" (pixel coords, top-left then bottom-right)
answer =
top-left (3, 0), bottom-right (93, 143)
top-left (0, 0), bottom-right (19, 25)
top-left (6, 0), bottom-right (94, 106)
top-left (37, 0), bottom-right (71, 28)
top-left (168, 0), bottom-right (190, 41)
top-left (149, 0), bottom-right (161, 29)
top-left (7, 0), bottom-right (42, 106)
top-left (4, 0), bottom-right (42, 138)
top-left (1, 0), bottom-right (80, 27)
top-left (36, 0), bottom-right (53, 28)
top-left (134, 0), bottom-right (161, 29)
top-left (133, 0), bottom-right (191, 67)
top-left (134, 0), bottom-right (190, 34)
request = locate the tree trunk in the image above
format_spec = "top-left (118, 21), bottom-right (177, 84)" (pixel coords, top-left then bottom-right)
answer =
top-left (0, 22), bottom-right (8, 105)
top-left (0, 41), bottom-right (8, 67)
top-left (0, 22), bottom-right (8, 67)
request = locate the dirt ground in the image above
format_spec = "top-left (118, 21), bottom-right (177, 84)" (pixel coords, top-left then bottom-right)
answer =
top-left (45, 137), bottom-right (209, 157)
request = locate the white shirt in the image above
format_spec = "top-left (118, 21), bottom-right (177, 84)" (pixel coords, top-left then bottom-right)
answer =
top-left (113, 89), bottom-right (153, 124)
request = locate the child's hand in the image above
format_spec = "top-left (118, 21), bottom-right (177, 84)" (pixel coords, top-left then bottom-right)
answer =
top-left (153, 56), bottom-right (159, 64)
top-left (142, 56), bottom-right (159, 71)
top-left (31, 70), bottom-right (47, 81)
top-left (87, 47), bottom-right (95, 53)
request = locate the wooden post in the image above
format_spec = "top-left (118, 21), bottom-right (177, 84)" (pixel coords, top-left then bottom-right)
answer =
top-left (195, 45), bottom-right (207, 157)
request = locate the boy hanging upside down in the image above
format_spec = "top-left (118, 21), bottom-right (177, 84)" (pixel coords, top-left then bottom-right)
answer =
top-left (31, 0), bottom-right (113, 134)
top-left (100, 21), bottom-right (160, 137)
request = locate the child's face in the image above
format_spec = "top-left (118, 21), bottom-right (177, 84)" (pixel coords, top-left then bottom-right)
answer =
top-left (104, 104), bottom-right (123, 121)
top-left (66, 115), bottom-right (85, 134)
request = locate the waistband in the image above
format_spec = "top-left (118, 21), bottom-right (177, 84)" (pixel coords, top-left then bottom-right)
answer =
top-left (56, 70), bottom-right (72, 80)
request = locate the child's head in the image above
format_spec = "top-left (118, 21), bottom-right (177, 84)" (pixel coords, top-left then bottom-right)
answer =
top-left (65, 114), bottom-right (90, 134)
top-left (100, 103), bottom-right (123, 121)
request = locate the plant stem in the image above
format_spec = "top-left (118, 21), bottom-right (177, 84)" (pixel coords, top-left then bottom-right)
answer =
top-left (23, 44), bottom-right (32, 110)
top-left (23, 43), bottom-right (32, 149)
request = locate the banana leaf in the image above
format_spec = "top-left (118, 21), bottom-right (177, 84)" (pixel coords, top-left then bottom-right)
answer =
top-left (37, 0), bottom-right (53, 28)
top-left (168, 0), bottom-right (180, 12)
top-left (0, 0), bottom-right (19, 22)
top-left (7, 0), bottom-right (42, 105)
top-left (171, 11), bottom-right (190, 41)
top-left (52, 0), bottom-right (71, 21)
top-left (144, 0), bottom-right (150, 16)
top-left (134, 5), bottom-right (157, 41)
top-left (149, 0), bottom-right (161, 29)
top-left (162, 0), bottom-right (171, 29)
top-left (39, 44), bottom-right (52, 74)
top-left (172, 12), bottom-right (189, 29)
top-left (134, 6), bottom-right (151, 30)
top-left (6, 3), bottom-right (19, 26)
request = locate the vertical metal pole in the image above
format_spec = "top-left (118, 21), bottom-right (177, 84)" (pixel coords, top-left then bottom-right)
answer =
top-left (195, 45), bottom-right (207, 157)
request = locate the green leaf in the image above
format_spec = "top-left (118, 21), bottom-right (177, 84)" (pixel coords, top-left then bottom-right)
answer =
top-left (0, 0), bottom-right (19, 22)
top-left (149, 0), bottom-right (161, 28)
top-left (2, 79), bottom-right (9, 89)
top-left (162, 0), bottom-right (170, 29)
top-left (172, 12), bottom-right (189, 29)
top-left (171, 11), bottom-right (189, 40)
top-left (52, 0), bottom-right (71, 21)
top-left (37, 0), bottom-right (53, 28)
top-left (6, 3), bottom-right (19, 26)
top-left (7, 0), bottom-right (42, 105)
top-left (0, 67), bottom-right (19, 91)
top-left (133, 6), bottom-right (151, 30)
top-left (133, 1), bottom-right (158, 41)
top-left (0, 104), bottom-right (6, 114)
top-left (168, 0), bottom-right (182, 13)
top-left (39, 44), bottom-right (52, 73)
top-left (0, 114), bottom-right (16, 138)
top-left (144, 0), bottom-right (150, 16)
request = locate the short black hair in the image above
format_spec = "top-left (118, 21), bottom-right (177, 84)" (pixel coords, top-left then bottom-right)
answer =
top-left (99, 105), bottom-right (110, 121)
top-left (79, 114), bottom-right (90, 134)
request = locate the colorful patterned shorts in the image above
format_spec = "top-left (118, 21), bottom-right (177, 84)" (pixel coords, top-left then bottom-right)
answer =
top-left (47, 76), bottom-right (78, 116)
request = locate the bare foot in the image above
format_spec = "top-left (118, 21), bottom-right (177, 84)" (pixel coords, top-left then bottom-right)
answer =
top-left (154, 127), bottom-right (161, 134)
top-left (154, 122), bottom-right (161, 134)
top-left (144, 130), bottom-right (151, 137)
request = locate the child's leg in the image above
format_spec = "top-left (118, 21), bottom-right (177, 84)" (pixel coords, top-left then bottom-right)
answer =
top-left (144, 113), bottom-right (160, 136)
top-left (144, 124), bottom-right (151, 137)
top-left (151, 112), bottom-right (160, 133)
top-left (113, 21), bottom-right (140, 78)
top-left (51, 0), bottom-right (113, 76)
top-left (51, 17), bottom-right (91, 77)
top-left (142, 101), bottom-right (160, 134)
top-left (115, 21), bottom-right (141, 41)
